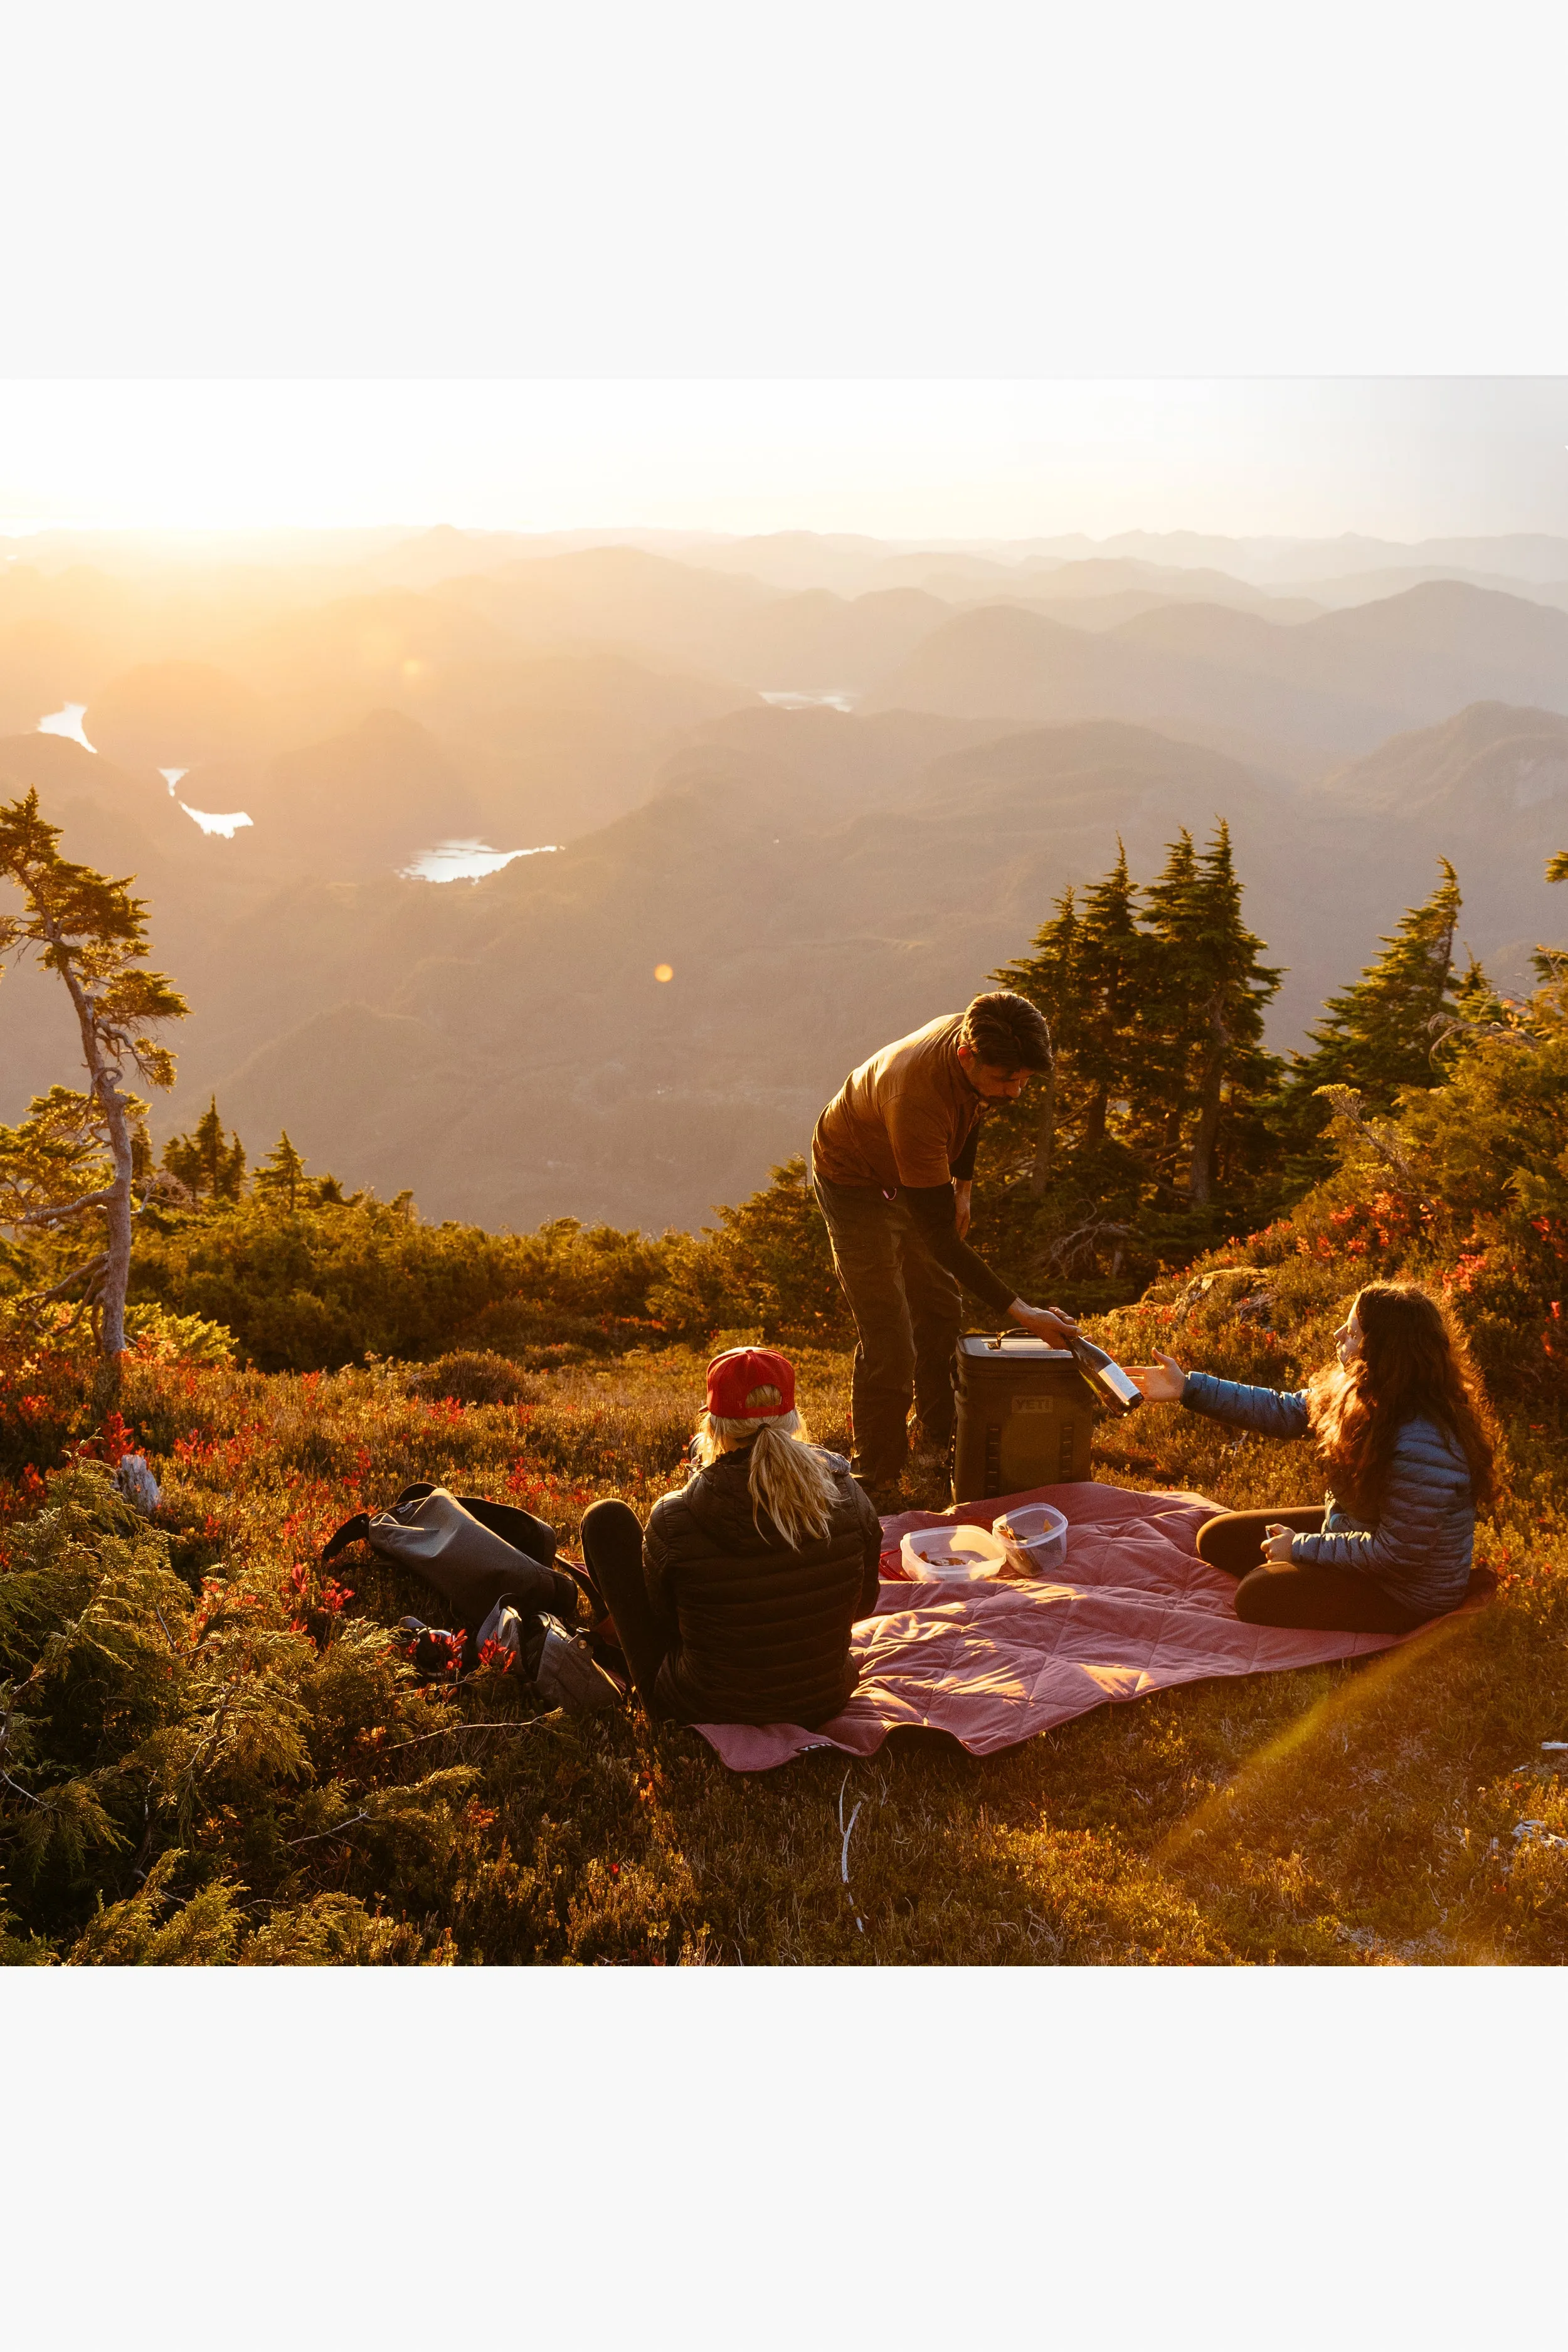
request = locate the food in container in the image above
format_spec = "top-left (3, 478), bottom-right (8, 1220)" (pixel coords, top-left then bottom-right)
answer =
top-left (899, 1523), bottom-right (1010, 1582)
top-left (993, 1502), bottom-right (1070, 1577)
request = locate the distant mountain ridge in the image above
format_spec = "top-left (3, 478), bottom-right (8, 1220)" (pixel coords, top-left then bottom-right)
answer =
top-left (5, 528), bottom-right (1567, 1236)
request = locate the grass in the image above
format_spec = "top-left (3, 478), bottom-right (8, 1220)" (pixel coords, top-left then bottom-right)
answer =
top-left (4, 1339), bottom-right (1565, 1966)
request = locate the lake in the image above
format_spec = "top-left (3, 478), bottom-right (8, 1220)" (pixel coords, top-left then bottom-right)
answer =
top-left (400, 840), bottom-right (561, 882)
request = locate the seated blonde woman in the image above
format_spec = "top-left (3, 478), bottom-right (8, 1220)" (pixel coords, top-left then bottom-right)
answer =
top-left (580, 1347), bottom-right (884, 1725)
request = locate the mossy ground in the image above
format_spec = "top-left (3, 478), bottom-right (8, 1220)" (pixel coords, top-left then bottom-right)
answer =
top-left (4, 1340), bottom-right (1564, 1967)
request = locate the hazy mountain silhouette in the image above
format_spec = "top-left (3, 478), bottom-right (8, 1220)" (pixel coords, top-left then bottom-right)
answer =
top-left (85, 661), bottom-right (277, 771)
top-left (0, 618), bottom-right (116, 736)
top-left (861, 601), bottom-right (1389, 773)
top-left (51, 703), bottom-right (1545, 1234)
top-left (867, 584), bottom-right (1568, 770)
top-left (7, 527), bottom-right (1568, 1236)
top-left (1116, 582), bottom-right (1568, 712)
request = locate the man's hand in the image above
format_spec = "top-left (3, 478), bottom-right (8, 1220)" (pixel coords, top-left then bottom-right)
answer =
top-left (1262, 1523), bottom-right (1296, 1567)
top-left (952, 1178), bottom-right (972, 1239)
top-left (1008, 1298), bottom-right (1079, 1344)
top-left (1126, 1351), bottom-right (1187, 1403)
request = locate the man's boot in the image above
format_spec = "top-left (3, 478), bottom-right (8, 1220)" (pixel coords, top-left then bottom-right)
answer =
top-left (904, 1421), bottom-right (955, 1505)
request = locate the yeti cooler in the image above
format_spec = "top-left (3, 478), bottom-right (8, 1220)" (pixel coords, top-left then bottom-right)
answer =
top-left (952, 1333), bottom-right (1096, 1502)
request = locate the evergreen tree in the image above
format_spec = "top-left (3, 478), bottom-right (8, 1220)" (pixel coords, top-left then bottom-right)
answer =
top-left (992, 882), bottom-right (1078, 1191)
top-left (1134, 828), bottom-right (1202, 1174)
top-left (1184, 824), bottom-right (1283, 1201)
top-left (1134, 824), bottom-right (1281, 1200)
top-left (254, 1130), bottom-right (307, 1212)
top-left (0, 792), bottom-right (188, 1355)
top-left (1286, 859), bottom-right (1463, 1112)
top-left (992, 841), bottom-right (1149, 1190)
top-left (1073, 842), bottom-right (1148, 1148)
top-left (162, 1096), bottom-right (246, 1204)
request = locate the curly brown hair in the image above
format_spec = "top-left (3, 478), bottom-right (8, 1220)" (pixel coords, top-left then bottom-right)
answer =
top-left (1306, 1281), bottom-right (1500, 1520)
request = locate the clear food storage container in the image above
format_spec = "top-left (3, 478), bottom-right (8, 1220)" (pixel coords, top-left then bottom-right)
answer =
top-left (899, 1523), bottom-right (1011, 1582)
top-left (993, 1502), bottom-right (1069, 1577)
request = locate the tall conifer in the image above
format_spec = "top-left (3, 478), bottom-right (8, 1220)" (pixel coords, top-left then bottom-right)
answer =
top-left (255, 1131), bottom-right (307, 1212)
top-left (163, 1096), bottom-right (246, 1204)
top-left (0, 791), bottom-right (188, 1355)
top-left (1287, 859), bottom-right (1463, 1111)
top-left (1136, 823), bottom-right (1281, 1200)
top-left (1073, 842), bottom-right (1147, 1147)
top-left (992, 881), bottom-right (1079, 1190)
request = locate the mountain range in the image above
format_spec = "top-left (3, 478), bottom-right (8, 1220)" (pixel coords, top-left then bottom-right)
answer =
top-left (2, 527), bottom-right (1565, 1232)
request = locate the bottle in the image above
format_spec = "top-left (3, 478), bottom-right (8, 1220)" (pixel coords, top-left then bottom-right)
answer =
top-left (1066, 1330), bottom-right (1143, 1417)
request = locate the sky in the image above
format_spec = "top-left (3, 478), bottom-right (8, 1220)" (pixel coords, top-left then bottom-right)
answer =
top-left (4, 378), bottom-right (1568, 544)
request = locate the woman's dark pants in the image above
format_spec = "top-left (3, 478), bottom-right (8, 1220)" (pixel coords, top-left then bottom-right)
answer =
top-left (812, 1173), bottom-right (963, 1485)
top-left (580, 1499), bottom-right (670, 1706)
top-left (1197, 1507), bottom-right (1429, 1633)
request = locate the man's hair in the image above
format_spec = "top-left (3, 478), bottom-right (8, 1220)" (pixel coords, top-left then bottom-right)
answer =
top-left (960, 991), bottom-right (1052, 1073)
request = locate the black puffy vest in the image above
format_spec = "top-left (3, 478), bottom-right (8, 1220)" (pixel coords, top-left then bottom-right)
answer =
top-left (644, 1444), bottom-right (884, 1727)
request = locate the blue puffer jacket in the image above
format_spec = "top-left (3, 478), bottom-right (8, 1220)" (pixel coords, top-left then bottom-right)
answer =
top-left (1180, 1370), bottom-right (1475, 1618)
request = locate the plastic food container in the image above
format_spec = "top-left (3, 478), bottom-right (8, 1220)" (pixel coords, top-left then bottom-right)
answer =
top-left (993, 1503), bottom-right (1070, 1577)
top-left (899, 1523), bottom-right (1010, 1582)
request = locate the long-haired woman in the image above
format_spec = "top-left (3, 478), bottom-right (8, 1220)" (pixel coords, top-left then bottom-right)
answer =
top-left (580, 1347), bottom-right (884, 1724)
top-left (1129, 1280), bottom-right (1500, 1631)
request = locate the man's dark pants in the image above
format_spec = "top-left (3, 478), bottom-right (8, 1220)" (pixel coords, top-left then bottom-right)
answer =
top-left (813, 1172), bottom-right (964, 1485)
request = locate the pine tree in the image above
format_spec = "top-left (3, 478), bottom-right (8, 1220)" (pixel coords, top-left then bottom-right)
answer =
top-left (992, 841), bottom-right (1150, 1191)
top-left (163, 1096), bottom-right (246, 1204)
top-left (0, 792), bottom-right (188, 1355)
top-left (1073, 842), bottom-right (1148, 1148)
top-left (992, 882), bottom-right (1078, 1191)
top-left (254, 1131), bottom-right (307, 1213)
top-left (1134, 828), bottom-right (1202, 1175)
top-left (1135, 823), bottom-right (1281, 1202)
top-left (1287, 859), bottom-right (1463, 1113)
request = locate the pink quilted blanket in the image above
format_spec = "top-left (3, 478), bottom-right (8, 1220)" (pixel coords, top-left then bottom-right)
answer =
top-left (695, 1480), bottom-right (1419, 1774)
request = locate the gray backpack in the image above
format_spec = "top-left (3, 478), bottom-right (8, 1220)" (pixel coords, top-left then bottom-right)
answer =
top-left (475, 1598), bottom-right (625, 1712)
top-left (324, 1483), bottom-right (626, 1712)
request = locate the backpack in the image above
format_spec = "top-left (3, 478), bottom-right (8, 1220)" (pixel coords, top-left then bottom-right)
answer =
top-left (325, 1482), bottom-right (629, 1710)
top-left (477, 1598), bottom-right (625, 1712)
top-left (396, 1597), bottom-right (625, 1712)
top-left (322, 1483), bottom-right (579, 1624)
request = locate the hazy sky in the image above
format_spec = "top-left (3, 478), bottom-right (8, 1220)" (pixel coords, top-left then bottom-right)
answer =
top-left (4, 379), bottom-right (1568, 544)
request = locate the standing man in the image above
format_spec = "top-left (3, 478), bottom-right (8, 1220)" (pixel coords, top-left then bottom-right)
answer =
top-left (812, 992), bottom-right (1078, 1499)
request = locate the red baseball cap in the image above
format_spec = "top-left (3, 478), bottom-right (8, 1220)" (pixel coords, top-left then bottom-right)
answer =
top-left (706, 1346), bottom-right (796, 1420)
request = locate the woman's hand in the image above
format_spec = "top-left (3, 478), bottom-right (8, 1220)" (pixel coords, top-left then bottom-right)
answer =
top-left (1262, 1524), bottom-right (1296, 1567)
top-left (1126, 1351), bottom-right (1187, 1403)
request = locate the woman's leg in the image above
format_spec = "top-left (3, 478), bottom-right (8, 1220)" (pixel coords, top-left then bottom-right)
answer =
top-left (580, 1500), bottom-right (669, 1704)
top-left (1232, 1560), bottom-right (1428, 1634)
top-left (1197, 1506), bottom-right (1323, 1578)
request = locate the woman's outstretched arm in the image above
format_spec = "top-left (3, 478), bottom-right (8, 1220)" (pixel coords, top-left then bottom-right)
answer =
top-left (1128, 1350), bottom-right (1311, 1440)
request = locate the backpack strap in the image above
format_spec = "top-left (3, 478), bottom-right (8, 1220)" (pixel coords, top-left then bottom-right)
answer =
top-left (320, 1511), bottom-right (371, 1566)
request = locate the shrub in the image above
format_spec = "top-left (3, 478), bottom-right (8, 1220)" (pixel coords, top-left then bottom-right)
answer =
top-left (405, 1352), bottom-right (536, 1407)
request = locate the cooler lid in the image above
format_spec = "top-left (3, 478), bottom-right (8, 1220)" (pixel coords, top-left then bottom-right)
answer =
top-left (957, 1334), bottom-right (1073, 1360)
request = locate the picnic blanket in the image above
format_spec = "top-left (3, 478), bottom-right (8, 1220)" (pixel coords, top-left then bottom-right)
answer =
top-left (694, 1478), bottom-right (1424, 1774)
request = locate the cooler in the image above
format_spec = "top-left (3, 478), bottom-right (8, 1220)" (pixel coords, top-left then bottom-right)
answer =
top-left (952, 1333), bottom-right (1096, 1502)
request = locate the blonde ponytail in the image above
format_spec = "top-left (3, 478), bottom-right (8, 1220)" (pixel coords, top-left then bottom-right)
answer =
top-left (694, 1384), bottom-right (839, 1549)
